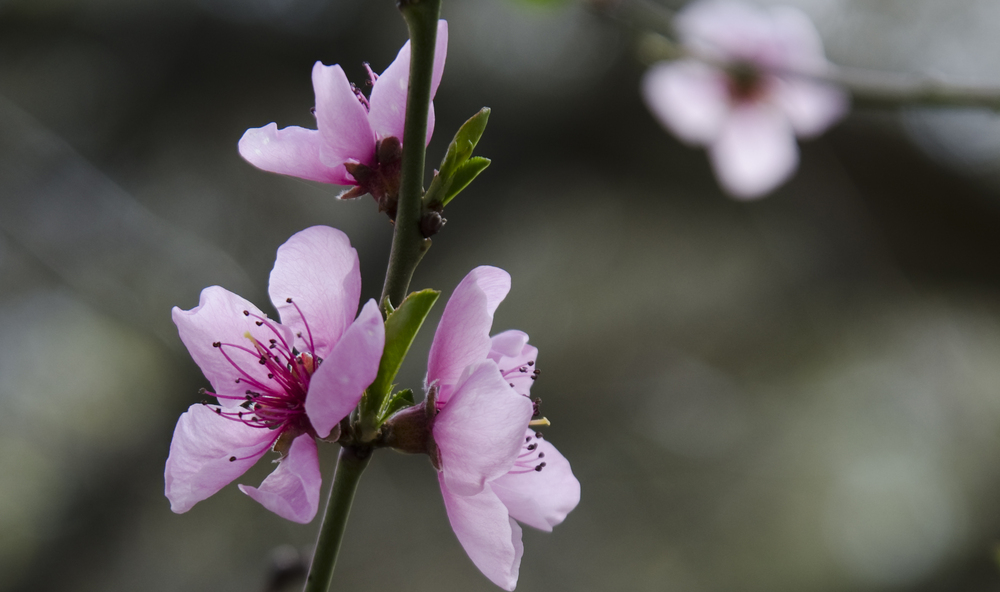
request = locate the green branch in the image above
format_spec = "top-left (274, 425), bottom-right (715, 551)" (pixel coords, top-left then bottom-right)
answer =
top-left (303, 3), bottom-right (443, 591)
top-left (381, 0), bottom-right (444, 310)
top-left (303, 446), bottom-right (372, 592)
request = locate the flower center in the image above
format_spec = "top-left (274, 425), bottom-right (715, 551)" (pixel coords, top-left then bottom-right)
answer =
top-left (726, 61), bottom-right (767, 103)
top-left (197, 302), bottom-right (322, 460)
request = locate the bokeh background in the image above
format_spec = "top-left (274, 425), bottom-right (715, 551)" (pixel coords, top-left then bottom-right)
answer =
top-left (4, 0), bottom-right (1000, 590)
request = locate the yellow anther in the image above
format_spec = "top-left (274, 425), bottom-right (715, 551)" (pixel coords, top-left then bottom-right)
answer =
top-left (528, 418), bottom-right (551, 427)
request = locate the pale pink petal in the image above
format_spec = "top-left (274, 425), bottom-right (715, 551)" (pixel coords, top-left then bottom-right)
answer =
top-left (311, 62), bottom-right (376, 168)
top-left (492, 432), bottom-right (580, 532)
top-left (305, 299), bottom-right (384, 438)
top-left (238, 124), bottom-right (354, 185)
top-left (173, 286), bottom-right (295, 407)
top-left (642, 60), bottom-right (730, 146)
top-left (677, 0), bottom-right (772, 63)
top-left (164, 404), bottom-right (274, 513)
top-left (439, 477), bottom-right (523, 591)
top-left (488, 330), bottom-right (538, 399)
top-left (709, 103), bottom-right (798, 199)
top-left (426, 266), bottom-right (511, 404)
top-left (239, 434), bottom-right (322, 523)
top-left (677, 1), bottom-right (831, 72)
top-left (767, 5), bottom-right (829, 72)
top-left (268, 225), bottom-right (361, 358)
top-left (772, 77), bottom-right (848, 137)
top-left (430, 20), bottom-right (449, 102)
top-left (433, 360), bottom-right (533, 497)
top-left (368, 20), bottom-right (449, 145)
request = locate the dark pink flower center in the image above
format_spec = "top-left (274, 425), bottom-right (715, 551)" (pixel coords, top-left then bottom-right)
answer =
top-left (199, 300), bottom-right (321, 460)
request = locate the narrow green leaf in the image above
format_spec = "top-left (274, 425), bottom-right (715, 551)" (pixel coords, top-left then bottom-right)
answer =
top-left (440, 108), bottom-right (490, 179)
top-left (379, 388), bottom-right (415, 422)
top-left (363, 289), bottom-right (440, 419)
top-left (441, 157), bottom-right (491, 207)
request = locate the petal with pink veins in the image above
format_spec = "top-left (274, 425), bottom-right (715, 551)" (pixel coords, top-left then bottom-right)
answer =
top-left (433, 360), bottom-right (533, 497)
top-left (311, 62), bottom-right (376, 169)
top-left (439, 477), bottom-right (523, 591)
top-left (427, 266), bottom-right (511, 403)
top-left (773, 77), bottom-right (848, 137)
top-left (305, 299), bottom-right (385, 438)
top-left (488, 330), bottom-right (539, 399)
top-left (239, 434), bottom-right (322, 523)
top-left (709, 103), bottom-right (798, 199)
top-left (269, 226), bottom-right (362, 358)
top-left (492, 432), bottom-right (581, 532)
top-left (173, 286), bottom-right (295, 407)
top-left (368, 20), bottom-right (449, 145)
top-left (642, 60), bottom-right (731, 146)
top-left (165, 404), bottom-right (275, 513)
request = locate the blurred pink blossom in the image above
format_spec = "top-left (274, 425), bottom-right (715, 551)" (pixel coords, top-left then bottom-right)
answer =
top-left (164, 226), bottom-right (384, 523)
top-left (642, 0), bottom-right (848, 198)
top-left (238, 20), bottom-right (448, 190)
top-left (426, 266), bottom-right (581, 590)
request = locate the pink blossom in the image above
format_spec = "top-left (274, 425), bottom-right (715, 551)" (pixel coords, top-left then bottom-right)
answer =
top-left (642, 0), bottom-right (848, 198)
top-left (238, 21), bottom-right (448, 210)
top-left (426, 267), bottom-right (581, 590)
top-left (164, 226), bottom-right (384, 523)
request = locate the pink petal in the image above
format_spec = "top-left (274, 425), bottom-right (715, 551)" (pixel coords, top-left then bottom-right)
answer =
top-left (642, 60), bottom-right (730, 146)
top-left (677, 0), bottom-right (772, 63)
top-left (709, 103), bottom-right (798, 199)
top-left (426, 266), bottom-right (511, 404)
top-left (268, 225), bottom-right (361, 359)
top-left (238, 123), bottom-right (354, 185)
top-left (677, 1), bottom-right (830, 72)
top-left (773, 77), bottom-right (848, 137)
top-left (433, 360), bottom-right (533, 497)
top-left (305, 299), bottom-right (385, 438)
top-left (492, 432), bottom-right (580, 532)
top-left (439, 477), bottom-right (523, 591)
top-left (164, 404), bottom-right (274, 513)
top-left (312, 62), bottom-right (376, 168)
top-left (368, 20), bottom-right (449, 145)
top-left (173, 286), bottom-right (295, 407)
top-left (488, 330), bottom-right (539, 399)
top-left (766, 5), bottom-right (829, 72)
top-left (239, 433), bottom-right (322, 523)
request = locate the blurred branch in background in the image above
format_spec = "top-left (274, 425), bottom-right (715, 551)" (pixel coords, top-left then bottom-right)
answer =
top-left (0, 94), bottom-right (253, 346)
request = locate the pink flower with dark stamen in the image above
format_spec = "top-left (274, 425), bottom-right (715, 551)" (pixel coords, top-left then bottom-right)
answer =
top-left (642, 0), bottom-right (847, 198)
top-left (164, 226), bottom-right (384, 523)
top-left (238, 20), bottom-right (448, 213)
top-left (425, 266), bottom-right (581, 590)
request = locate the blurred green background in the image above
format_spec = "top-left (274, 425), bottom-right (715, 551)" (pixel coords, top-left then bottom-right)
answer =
top-left (3, 0), bottom-right (1000, 590)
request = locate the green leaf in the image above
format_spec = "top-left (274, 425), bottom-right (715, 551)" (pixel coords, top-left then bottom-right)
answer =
top-left (379, 389), bottom-right (415, 422)
top-left (362, 289), bottom-right (440, 419)
top-left (424, 108), bottom-right (491, 210)
top-left (440, 108), bottom-right (490, 179)
top-left (442, 157), bottom-right (491, 207)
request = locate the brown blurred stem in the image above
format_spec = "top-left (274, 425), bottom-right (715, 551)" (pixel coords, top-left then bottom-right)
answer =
top-left (597, 0), bottom-right (1000, 111)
